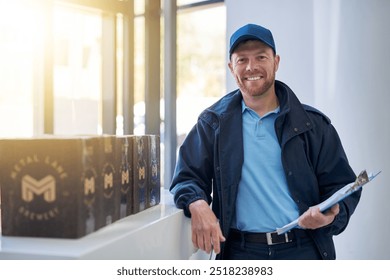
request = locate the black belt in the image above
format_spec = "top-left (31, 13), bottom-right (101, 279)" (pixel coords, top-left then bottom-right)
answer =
top-left (229, 228), bottom-right (309, 246)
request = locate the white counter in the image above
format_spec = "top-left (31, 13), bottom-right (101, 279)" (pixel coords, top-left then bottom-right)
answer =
top-left (0, 190), bottom-right (209, 260)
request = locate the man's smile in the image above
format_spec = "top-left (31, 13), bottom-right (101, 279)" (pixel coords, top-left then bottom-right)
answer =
top-left (246, 76), bottom-right (262, 81)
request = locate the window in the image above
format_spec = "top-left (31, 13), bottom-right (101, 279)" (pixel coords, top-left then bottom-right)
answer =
top-left (53, 4), bottom-right (103, 135)
top-left (134, 0), bottom-right (146, 135)
top-left (0, 1), bottom-right (41, 137)
top-left (0, 0), bottom-right (132, 137)
top-left (176, 3), bottom-right (226, 144)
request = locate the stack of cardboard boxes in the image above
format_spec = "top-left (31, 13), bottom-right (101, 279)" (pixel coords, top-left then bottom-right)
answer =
top-left (0, 135), bottom-right (160, 238)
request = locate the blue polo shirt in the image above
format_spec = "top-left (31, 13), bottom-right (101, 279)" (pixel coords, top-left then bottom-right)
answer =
top-left (232, 101), bottom-right (300, 232)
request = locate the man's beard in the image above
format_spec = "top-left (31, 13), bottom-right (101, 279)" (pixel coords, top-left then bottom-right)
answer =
top-left (237, 74), bottom-right (275, 97)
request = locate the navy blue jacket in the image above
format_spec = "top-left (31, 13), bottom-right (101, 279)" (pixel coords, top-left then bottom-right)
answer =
top-left (170, 80), bottom-right (361, 259)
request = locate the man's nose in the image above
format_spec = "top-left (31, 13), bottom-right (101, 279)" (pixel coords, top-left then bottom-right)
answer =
top-left (245, 59), bottom-right (258, 71)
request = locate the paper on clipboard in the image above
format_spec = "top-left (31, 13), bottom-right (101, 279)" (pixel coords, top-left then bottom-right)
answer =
top-left (276, 170), bottom-right (381, 235)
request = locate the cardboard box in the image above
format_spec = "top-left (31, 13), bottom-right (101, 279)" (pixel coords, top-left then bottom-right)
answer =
top-left (116, 136), bottom-right (133, 218)
top-left (132, 136), bottom-right (148, 214)
top-left (98, 136), bottom-right (120, 227)
top-left (0, 134), bottom-right (160, 238)
top-left (0, 137), bottom-right (102, 238)
top-left (147, 135), bottom-right (161, 208)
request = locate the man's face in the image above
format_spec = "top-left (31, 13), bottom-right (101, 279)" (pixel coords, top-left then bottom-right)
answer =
top-left (228, 40), bottom-right (280, 98)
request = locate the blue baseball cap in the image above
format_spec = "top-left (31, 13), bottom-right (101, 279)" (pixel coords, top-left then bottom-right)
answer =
top-left (229, 24), bottom-right (276, 55)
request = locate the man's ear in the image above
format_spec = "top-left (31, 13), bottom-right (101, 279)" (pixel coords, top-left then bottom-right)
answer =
top-left (274, 54), bottom-right (280, 72)
top-left (228, 61), bottom-right (234, 74)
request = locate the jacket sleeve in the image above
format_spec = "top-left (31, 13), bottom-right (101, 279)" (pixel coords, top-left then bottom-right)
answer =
top-left (169, 114), bottom-right (216, 217)
top-left (314, 121), bottom-right (362, 236)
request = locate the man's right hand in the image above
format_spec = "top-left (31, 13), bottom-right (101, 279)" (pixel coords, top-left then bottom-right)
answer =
top-left (188, 199), bottom-right (226, 255)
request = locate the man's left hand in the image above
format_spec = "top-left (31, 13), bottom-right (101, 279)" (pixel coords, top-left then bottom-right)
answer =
top-left (298, 204), bottom-right (339, 230)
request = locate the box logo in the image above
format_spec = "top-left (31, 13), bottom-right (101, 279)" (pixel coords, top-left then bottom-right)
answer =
top-left (8, 155), bottom-right (67, 221)
top-left (84, 177), bottom-right (95, 195)
top-left (21, 174), bottom-right (56, 202)
top-left (102, 163), bottom-right (115, 198)
top-left (104, 172), bottom-right (113, 189)
top-left (138, 165), bottom-right (146, 180)
top-left (121, 169), bottom-right (129, 184)
top-left (82, 168), bottom-right (97, 207)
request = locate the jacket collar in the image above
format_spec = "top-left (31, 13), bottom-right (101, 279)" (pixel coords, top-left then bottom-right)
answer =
top-left (209, 81), bottom-right (311, 124)
top-left (206, 80), bottom-right (313, 145)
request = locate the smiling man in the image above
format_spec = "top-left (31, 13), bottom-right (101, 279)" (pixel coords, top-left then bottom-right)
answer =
top-left (228, 39), bottom-right (279, 117)
top-left (170, 23), bottom-right (361, 260)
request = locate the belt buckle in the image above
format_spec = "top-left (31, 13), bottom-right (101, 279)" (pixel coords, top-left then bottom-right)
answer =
top-left (266, 232), bottom-right (274, 245)
top-left (266, 231), bottom-right (291, 245)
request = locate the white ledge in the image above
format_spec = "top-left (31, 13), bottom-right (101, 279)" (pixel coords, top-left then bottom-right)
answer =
top-left (0, 190), bottom-right (208, 260)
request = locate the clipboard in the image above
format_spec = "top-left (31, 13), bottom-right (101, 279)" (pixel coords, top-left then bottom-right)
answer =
top-left (276, 170), bottom-right (381, 235)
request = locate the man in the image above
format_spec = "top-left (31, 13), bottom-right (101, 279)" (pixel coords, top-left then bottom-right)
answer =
top-left (170, 23), bottom-right (361, 260)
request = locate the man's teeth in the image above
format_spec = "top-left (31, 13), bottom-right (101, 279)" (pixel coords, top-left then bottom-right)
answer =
top-left (247, 76), bottom-right (261, 81)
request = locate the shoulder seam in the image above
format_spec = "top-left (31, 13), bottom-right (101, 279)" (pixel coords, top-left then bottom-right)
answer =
top-left (303, 104), bottom-right (331, 124)
top-left (199, 110), bottom-right (219, 130)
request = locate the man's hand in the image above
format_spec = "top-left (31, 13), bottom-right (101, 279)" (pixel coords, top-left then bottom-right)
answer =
top-left (298, 204), bottom-right (339, 230)
top-left (188, 199), bottom-right (226, 254)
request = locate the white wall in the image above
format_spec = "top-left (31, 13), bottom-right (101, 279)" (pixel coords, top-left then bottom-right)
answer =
top-left (225, 0), bottom-right (390, 259)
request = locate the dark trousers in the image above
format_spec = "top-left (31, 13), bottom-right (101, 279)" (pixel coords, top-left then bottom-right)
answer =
top-left (222, 231), bottom-right (322, 260)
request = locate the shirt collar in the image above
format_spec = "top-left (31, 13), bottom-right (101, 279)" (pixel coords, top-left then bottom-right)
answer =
top-left (241, 100), bottom-right (280, 117)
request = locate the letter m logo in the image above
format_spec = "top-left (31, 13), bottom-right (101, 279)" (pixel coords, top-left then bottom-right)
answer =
top-left (21, 175), bottom-right (56, 202)
top-left (121, 169), bottom-right (129, 184)
top-left (84, 177), bottom-right (95, 195)
top-left (104, 173), bottom-right (114, 189)
top-left (139, 167), bottom-right (145, 180)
